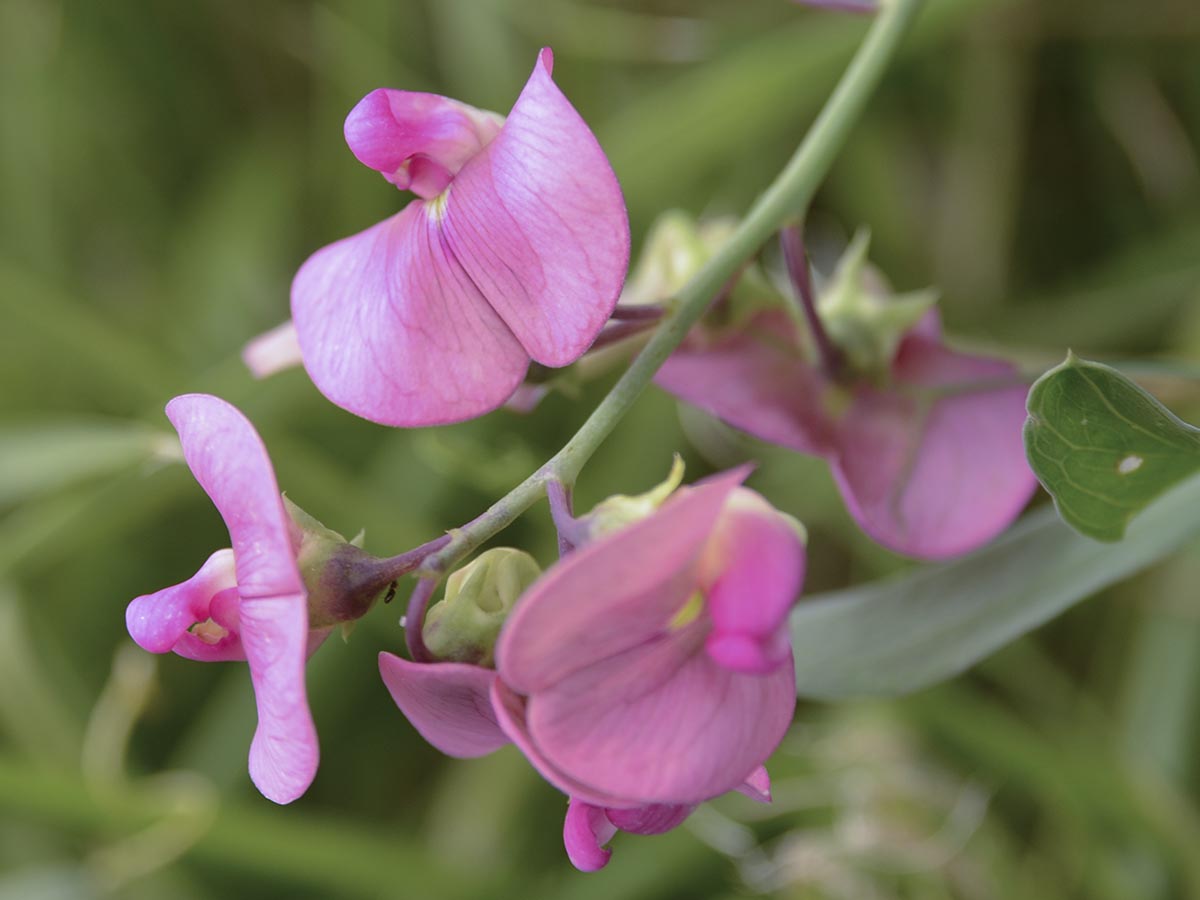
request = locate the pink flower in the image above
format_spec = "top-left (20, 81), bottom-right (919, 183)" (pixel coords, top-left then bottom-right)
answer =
top-left (125, 394), bottom-right (324, 804)
top-left (655, 311), bottom-right (1037, 559)
top-left (281, 48), bottom-right (629, 427)
top-left (378, 470), bottom-right (803, 869)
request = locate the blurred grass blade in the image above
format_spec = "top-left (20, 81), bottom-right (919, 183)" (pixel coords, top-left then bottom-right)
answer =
top-left (790, 472), bottom-right (1200, 698)
top-left (0, 420), bottom-right (173, 507)
top-left (0, 583), bottom-right (82, 767)
top-left (1024, 354), bottom-right (1200, 541)
top-left (0, 260), bottom-right (183, 407)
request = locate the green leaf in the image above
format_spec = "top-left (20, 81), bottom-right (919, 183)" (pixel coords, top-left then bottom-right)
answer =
top-left (1024, 354), bottom-right (1200, 541)
top-left (790, 472), bottom-right (1200, 699)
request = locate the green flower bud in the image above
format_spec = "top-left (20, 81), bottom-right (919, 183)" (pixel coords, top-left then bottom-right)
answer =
top-left (285, 497), bottom-right (393, 630)
top-left (817, 230), bottom-right (938, 380)
top-left (423, 548), bottom-right (542, 666)
top-left (581, 455), bottom-right (686, 540)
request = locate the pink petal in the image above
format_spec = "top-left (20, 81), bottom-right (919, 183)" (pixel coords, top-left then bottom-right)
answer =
top-left (344, 89), bottom-right (502, 199)
top-left (290, 202), bottom-right (531, 427)
top-left (496, 470), bottom-right (746, 696)
top-left (441, 47), bottom-right (630, 367)
top-left (173, 585), bottom-right (247, 662)
top-left (165, 395), bottom-right (303, 601)
top-left (526, 628), bottom-right (796, 804)
top-left (491, 679), bottom-right (636, 809)
top-left (126, 548), bottom-right (236, 654)
top-left (605, 803), bottom-right (694, 835)
top-left (242, 590), bottom-right (319, 804)
top-left (700, 489), bottom-right (806, 674)
top-left (736, 766), bottom-right (772, 803)
top-left (243, 320), bottom-right (303, 379)
top-left (833, 336), bottom-right (1036, 559)
top-left (655, 313), bottom-right (833, 456)
top-left (164, 394), bottom-right (316, 804)
top-left (563, 800), bottom-right (617, 872)
top-left (378, 653), bottom-right (509, 758)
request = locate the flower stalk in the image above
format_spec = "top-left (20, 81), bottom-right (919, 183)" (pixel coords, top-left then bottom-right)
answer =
top-left (411, 0), bottom-right (926, 578)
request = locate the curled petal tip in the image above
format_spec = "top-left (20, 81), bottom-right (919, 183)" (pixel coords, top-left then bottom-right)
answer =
top-left (705, 630), bottom-right (792, 675)
top-left (736, 766), bottom-right (772, 803)
top-left (563, 800), bottom-right (615, 872)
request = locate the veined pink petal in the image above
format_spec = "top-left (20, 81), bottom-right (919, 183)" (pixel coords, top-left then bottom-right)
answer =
top-left (243, 320), bottom-right (303, 379)
top-left (344, 90), bottom-right (502, 199)
top-left (242, 591), bottom-right (318, 804)
top-left (496, 470), bottom-right (745, 696)
top-left (701, 490), bottom-right (806, 674)
top-left (491, 680), bottom-right (636, 809)
top-left (442, 47), bottom-right (630, 367)
top-left (655, 313), bottom-right (834, 456)
top-left (290, 202), bottom-right (531, 427)
top-left (126, 548), bottom-right (236, 654)
top-left (833, 335), bottom-right (1036, 559)
top-left (526, 628), bottom-right (796, 804)
top-left (563, 800), bottom-right (617, 872)
top-left (736, 766), bottom-right (772, 803)
top-left (605, 803), bottom-right (694, 835)
top-left (378, 653), bottom-right (509, 758)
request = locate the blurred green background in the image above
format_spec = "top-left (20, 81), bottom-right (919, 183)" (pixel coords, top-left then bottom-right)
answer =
top-left (2, 0), bottom-right (1200, 897)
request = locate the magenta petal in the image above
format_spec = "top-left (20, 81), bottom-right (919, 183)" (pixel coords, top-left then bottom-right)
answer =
top-left (701, 489), bottom-right (806, 675)
top-left (344, 89), bottom-right (502, 199)
top-left (605, 803), bottom-right (694, 835)
top-left (496, 471), bottom-right (746, 696)
top-left (655, 313), bottom-right (833, 456)
top-left (165, 395), bottom-right (303, 601)
top-left (563, 800), bottom-right (617, 872)
top-left (526, 631), bottom-right (797, 804)
top-left (491, 680), bottom-right (635, 808)
top-left (378, 654), bottom-right (509, 758)
top-left (442, 47), bottom-right (630, 367)
top-left (291, 203), bottom-right (531, 427)
top-left (126, 548), bottom-right (236, 654)
top-left (164, 394), bottom-right (316, 803)
top-left (241, 590), bottom-right (318, 804)
top-left (833, 336), bottom-right (1036, 559)
top-left (735, 766), bottom-right (772, 803)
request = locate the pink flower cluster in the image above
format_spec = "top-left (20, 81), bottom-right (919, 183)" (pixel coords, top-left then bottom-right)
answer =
top-left (380, 470), bottom-right (804, 870)
top-left (126, 44), bottom-right (1040, 872)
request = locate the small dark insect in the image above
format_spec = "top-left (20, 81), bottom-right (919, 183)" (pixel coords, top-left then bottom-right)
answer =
top-left (383, 581), bottom-right (397, 604)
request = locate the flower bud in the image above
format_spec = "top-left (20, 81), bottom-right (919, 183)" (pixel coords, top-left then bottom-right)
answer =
top-left (817, 230), bottom-right (937, 380)
top-left (578, 455), bottom-right (686, 541)
top-left (284, 497), bottom-right (393, 629)
top-left (423, 548), bottom-right (542, 666)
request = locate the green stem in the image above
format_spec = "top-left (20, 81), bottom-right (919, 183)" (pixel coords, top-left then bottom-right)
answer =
top-left (421, 0), bottom-right (925, 575)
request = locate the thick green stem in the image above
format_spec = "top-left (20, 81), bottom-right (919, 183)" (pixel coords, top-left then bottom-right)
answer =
top-left (422, 0), bottom-right (925, 574)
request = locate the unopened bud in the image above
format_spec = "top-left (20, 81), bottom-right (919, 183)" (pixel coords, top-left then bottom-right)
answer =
top-left (423, 548), bottom-right (542, 666)
top-left (580, 456), bottom-right (686, 541)
top-left (817, 230), bottom-right (937, 380)
top-left (285, 497), bottom-right (392, 629)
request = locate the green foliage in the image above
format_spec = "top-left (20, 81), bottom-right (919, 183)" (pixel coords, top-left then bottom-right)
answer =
top-left (792, 474), bottom-right (1200, 697)
top-left (1025, 354), bottom-right (1200, 541)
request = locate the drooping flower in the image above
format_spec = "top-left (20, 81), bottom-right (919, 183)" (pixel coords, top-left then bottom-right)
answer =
top-left (378, 469), bottom-right (804, 869)
top-left (126, 394), bottom-right (404, 802)
top-left (655, 232), bottom-right (1037, 560)
top-left (258, 48), bottom-right (629, 427)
